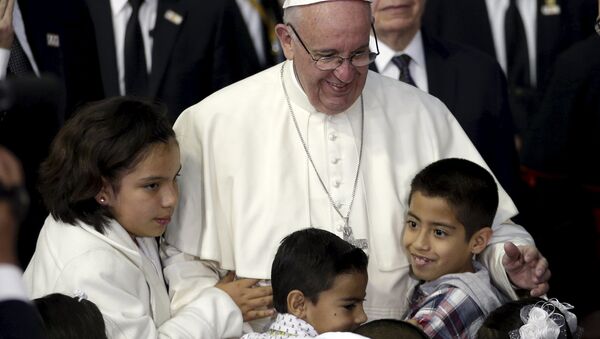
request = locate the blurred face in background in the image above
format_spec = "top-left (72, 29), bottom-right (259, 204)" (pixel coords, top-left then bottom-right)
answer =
top-left (372, 0), bottom-right (425, 41)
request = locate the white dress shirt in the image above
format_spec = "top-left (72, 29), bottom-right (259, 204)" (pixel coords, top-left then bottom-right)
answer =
top-left (110, 0), bottom-right (157, 95)
top-left (0, 264), bottom-right (28, 302)
top-left (0, 1), bottom-right (40, 79)
top-left (370, 30), bottom-right (429, 92)
top-left (485, 0), bottom-right (537, 86)
top-left (236, 0), bottom-right (267, 66)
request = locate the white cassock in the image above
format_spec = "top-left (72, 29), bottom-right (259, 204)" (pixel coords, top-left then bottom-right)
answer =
top-left (163, 60), bottom-right (532, 332)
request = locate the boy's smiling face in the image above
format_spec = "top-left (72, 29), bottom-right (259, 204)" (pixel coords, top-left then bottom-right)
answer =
top-left (403, 191), bottom-right (476, 282)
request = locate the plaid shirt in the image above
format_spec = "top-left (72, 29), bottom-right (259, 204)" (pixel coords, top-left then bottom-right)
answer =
top-left (406, 285), bottom-right (487, 339)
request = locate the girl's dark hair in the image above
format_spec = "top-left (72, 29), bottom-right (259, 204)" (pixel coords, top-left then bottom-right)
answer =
top-left (39, 97), bottom-right (175, 233)
top-left (271, 228), bottom-right (368, 313)
top-left (34, 293), bottom-right (108, 339)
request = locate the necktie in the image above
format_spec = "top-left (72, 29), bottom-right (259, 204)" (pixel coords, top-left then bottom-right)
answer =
top-left (124, 0), bottom-right (148, 95)
top-left (248, 0), bottom-right (281, 65)
top-left (391, 54), bottom-right (416, 87)
top-left (504, 0), bottom-right (530, 88)
top-left (8, 37), bottom-right (34, 77)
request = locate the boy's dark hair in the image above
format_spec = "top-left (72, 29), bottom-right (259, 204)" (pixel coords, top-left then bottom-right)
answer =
top-left (409, 158), bottom-right (498, 238)
top-left (271, 228), bottom-right (368, 313)
top-left (477, 297), bottom-right (574, 339)
top-left (354, 319), bottom-right (428, 339)
top-left (39, 97), bottom-right (175, 234)
top-left (34, 293), bottom-right (108, 339)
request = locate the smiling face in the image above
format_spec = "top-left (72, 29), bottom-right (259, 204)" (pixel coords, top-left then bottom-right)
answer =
top-left (277, 1), bottom-right (372, 114)
top-left (402, 191), bottom-right (477, 282)
top-left (372, 0), bottom-right (425, 44)
top-left (102, 138), bottom-right (180, 238)
top-left (305, 271), bottom-right (368, 333)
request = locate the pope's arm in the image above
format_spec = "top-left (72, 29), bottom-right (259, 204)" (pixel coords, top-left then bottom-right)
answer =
top-left (161, 242), bottom-right (238, 315)
top-left (480, 220), bottom-right (535, 299)
top-left (162, 240), bottom-right (274, 334)
top-left (429, 93), bottom-right (550, 300)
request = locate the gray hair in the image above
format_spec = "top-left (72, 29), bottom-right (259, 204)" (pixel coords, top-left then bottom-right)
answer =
top-left (283, 2), bottom-right (372, 26)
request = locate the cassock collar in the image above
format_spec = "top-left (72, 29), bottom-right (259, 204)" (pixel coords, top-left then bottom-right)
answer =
top-left (284, 60), bottom-right (363, 120)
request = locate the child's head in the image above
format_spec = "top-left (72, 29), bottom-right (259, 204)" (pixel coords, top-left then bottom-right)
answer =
top-left (271, 228), bottom-right (369, 333)
top-left (34, 292), bottom-right (107, 339)
top-left (353, 319), bottom-right (429, 339)
top-left (477, 297), bottom-right (580, 339)
top-left (39, 97), bottom-right (179, 237)
top-left (404, 158), bottom-right (497, 281)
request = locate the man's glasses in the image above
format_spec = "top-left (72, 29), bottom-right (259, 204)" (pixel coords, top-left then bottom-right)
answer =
top-left (287, 23), bottom-right (380, 71)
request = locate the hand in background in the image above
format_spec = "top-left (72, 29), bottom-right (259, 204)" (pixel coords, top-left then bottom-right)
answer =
top-left (0, 0), bottom-right (15, 49)
top-left (0, 146), bottom-right (24, 265)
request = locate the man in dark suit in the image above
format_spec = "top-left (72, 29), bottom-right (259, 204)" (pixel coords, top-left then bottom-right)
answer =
top-left (422, 0), bottom-right (596, 146)
top-left (0, 146), bottom-right (46, 339)
top-left (1, 0), bottom-right (102, 268)
top-left (86, 0), bottom-right (261, 122)
top-left (18, 0), bottom-right (105, 121)
top-left (521, 31), bottom-right (600, 321)
top-left (370, 0), bottom-right (519, 196)
top-left (235, 0), bottom-right (284, 70)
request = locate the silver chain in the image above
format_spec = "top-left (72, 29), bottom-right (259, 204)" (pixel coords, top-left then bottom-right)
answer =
top-left (280, 62), bottom-right (364, 230)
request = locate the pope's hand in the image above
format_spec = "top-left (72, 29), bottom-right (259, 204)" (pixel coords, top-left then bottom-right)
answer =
top-left (502, 242), bottom-right (551, 297)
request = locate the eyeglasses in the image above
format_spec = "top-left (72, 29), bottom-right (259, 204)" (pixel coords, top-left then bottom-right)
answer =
top-left (287, 23), bottom-right (380, 71)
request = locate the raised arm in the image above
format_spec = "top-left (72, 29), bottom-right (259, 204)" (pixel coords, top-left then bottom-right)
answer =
top-left (479, 220), bottom-right (550, 299)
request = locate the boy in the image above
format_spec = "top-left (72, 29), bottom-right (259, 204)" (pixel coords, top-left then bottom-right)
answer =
top-left (403, 158), bottom-right (505, 338)
top-left (243, 228), bottom-right (369, 338)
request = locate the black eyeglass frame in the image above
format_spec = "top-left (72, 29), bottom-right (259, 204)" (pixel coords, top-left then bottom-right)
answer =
top-left (287, 22), bottom-right (380, 71)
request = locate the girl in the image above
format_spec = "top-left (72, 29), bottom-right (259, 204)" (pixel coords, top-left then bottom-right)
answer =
top-left (24, 97), bottom-right (270, 338)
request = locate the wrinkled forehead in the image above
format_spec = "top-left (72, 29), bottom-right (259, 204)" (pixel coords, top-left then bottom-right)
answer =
top-left (283, 0), bottom-right (371, 9)
top-left (285, 0), bottom-right (372, 34)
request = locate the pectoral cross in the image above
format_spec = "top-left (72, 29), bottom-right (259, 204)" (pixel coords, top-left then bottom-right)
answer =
top-left (342, 225), bottom-right (368, 250)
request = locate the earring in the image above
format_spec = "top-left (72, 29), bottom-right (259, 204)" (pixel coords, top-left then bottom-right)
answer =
top-left (99, 197), bottom-right (106, 204)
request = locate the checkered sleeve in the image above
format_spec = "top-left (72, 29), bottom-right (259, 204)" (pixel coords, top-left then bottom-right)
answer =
top-left (410, 287), bottom-right (485, 339)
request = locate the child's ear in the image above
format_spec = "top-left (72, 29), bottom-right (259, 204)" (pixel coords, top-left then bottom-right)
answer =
top-left (287, 290), bottom-right (307, 319)
top-left (95, 191), bottom-right (109, 205)
top-left (95, 178), bottom-right (111, 206)
top-left (470, 227), bottom-right (493, 255)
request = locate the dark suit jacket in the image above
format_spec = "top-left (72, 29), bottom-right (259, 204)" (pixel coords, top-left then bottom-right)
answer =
top-left (257, 0), bottom-right (284, 68)
top-left (524, 34), bottom-right (600, 185)
top-left (518, 35), bottom-right (600, 317)
top-left (85, 0), bottom-right (261, 122)
top-left (422, 0), bottom-right (595, 90)
top-left (371, 32), bottom-right (519, 196)
top-left (0, 299), bottom-right (46, 339)
top-left (19, 0), bottom-right (105, 121)
top-left (1, 1), bottom-right (100, 269)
